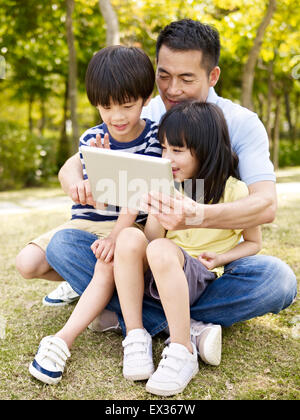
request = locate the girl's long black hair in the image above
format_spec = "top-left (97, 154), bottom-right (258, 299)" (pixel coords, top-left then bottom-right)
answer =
top-left (158, 101), bottom-right (240, 204)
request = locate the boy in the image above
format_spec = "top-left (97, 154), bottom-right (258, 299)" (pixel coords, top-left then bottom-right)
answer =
top-left (16, 45), bottom-right (160, 304)
top-left (28, 46), bottom-right (161, 384)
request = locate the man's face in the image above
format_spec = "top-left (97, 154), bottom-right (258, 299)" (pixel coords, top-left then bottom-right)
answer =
top-left (156, 45), bottom-right (219, 110)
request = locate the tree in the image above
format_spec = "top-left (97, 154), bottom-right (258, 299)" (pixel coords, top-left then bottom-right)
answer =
top-left (241, 0), bottom-right (277, 110)
top-left (98, 0), bottom-right (120, 46)
top-left (66, 0), bottom-right (79, 155)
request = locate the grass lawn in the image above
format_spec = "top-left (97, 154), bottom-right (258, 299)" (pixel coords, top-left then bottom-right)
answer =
top-left (0, 168), bottom-right (299, 400)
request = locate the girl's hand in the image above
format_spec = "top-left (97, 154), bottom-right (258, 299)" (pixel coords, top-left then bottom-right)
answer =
top-left (91, 236), bottom-right (115, 262)
top-left (197, 251), bottom-right (222, 270)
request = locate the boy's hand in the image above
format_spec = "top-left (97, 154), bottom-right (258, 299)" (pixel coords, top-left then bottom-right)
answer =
top-left (197, 251), bottom-right (222, 270)
top-left (91, 236), bottom-right (115, 263)
top-left (69, 179), bottom-right (96, 207)
top-left (90, 133), bottom-right (110, 149)
top-left (90, 132), bottom-right (110, 209)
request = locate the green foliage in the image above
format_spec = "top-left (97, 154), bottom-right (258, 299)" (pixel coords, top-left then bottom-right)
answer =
top-left (0, 0), bottom-right (299, 190)
top-left (278, 140), bottom-right (300, 168)
top-left (0, 122), bottom-right (57, 190)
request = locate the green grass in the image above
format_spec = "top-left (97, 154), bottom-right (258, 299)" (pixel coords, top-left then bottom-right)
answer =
top-left (0, 169), bottom-right (299, 400)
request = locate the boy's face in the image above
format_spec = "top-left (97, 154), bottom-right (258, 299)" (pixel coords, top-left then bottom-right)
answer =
top-left (97, 97), bottom-right (147, 142)
top-left (156, 45), bottom-right (220, 111)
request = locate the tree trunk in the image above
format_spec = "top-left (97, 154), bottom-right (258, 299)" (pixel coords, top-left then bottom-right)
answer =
top-left (283, 85), bottom-right (293, 139)
top-left (292, 91), bottom-right (299, 143)
top-left (272, 96), bottom-right (281, 170)
top-left (28, 94), bottom-right (34, 133)
top-left (241, 0), bottom-right (277, 110)
top-left (66, 0), bottom-right (79, 155)
top-left (39, 97), bottom-right (46, 136)
top-left (98, 0), bottom-right (120, 46)
top-left (265, 60), bottom-right (274, 145)
top-left (56, 79), bottom-right (70, 170)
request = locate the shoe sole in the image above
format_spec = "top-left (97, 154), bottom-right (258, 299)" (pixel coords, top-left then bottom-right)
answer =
top-left (198, 325), bottom-right (222, 366)
top-left (123, 366), bottom-right (155, 381)
top-left (42, 297), bottom-right (79, 307)
top-left (88, 310), bottom-right (121, 333)
top-left (29, 362), bottom-right (62, 385)
top-left (145, 365), bottom-right (199, 397)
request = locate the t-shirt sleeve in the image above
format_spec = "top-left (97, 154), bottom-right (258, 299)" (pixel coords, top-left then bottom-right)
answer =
top-left (143, 123), bottom-right (162, 158)
top-left (233, 114), bottom-right (276, 186)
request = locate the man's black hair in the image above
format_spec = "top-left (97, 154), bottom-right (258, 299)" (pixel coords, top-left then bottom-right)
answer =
top-left (86, 46), bottom-right (155, 107)
top-left (156, 19), bottom-right (220, 75)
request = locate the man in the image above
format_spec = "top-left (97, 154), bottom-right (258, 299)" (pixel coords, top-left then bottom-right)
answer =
top-left (32, 20), bottom-right (298, 364)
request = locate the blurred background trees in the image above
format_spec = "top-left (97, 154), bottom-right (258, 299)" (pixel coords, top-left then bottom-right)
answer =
top-left (0, 0), bottom-right (299, 190)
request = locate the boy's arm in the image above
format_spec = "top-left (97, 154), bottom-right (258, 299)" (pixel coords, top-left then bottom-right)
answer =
top-left (58, 153), bottom-right (97, 206)
top-left (198, 226), bottom-right (262, 270)
top-left (58, 134), bottom-right (110, 206)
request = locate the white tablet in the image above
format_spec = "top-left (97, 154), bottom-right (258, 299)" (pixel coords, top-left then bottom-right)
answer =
top-left (80, 146), bottom-right (175, 210)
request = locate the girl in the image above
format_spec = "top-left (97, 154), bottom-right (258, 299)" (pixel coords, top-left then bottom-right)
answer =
top-left (113, 101), bottom-right (262, 396)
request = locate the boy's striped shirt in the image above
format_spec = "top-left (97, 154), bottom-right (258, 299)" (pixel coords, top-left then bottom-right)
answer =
top-left (72, 119), bottom-right (161, 223)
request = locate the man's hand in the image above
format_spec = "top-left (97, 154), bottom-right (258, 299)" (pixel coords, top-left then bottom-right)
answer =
top-left (91, 236), bottom-right (115, 263)
top-left (140, 189), bottom-right (204, 231)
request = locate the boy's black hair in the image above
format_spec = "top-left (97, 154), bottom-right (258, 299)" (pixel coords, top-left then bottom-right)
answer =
top-left (85, 46), bottom-right (155, 107)
top-left (156, 19), bottom-right (220, 75)
top-left (158, 101), bottom-right (239, 204)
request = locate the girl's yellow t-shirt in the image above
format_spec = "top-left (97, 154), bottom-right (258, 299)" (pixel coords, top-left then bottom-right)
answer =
top-left (166, 176), bottom-right (249, 276)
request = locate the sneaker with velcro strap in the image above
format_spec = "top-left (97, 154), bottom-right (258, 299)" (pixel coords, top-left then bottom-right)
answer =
top-left (29, 335), bottom-right (70, 385)
top-left (146, 342), bottom-right (199, 397)
top-left (42, 281), bottom-right (80, 307)
top-left (122, 328), bottom-right (154, 381)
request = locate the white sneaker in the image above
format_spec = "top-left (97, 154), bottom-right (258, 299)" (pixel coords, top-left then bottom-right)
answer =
top-left (190, 319), bottom-right (222, 366)
top-left (43, 282), bottom-right (80, 306)
top-left (29, 336), bottom-right (70, 385)
top-left (146, 342), bottom-right (199, 397)
top-left (122, 328), bottom-right (154, 381)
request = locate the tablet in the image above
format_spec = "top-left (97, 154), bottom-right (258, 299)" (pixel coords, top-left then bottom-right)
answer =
top-left (80, 146), bottom-right (175, 210)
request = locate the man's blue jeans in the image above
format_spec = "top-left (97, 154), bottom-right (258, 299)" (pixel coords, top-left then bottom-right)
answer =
top-left (46, 229), bottom-right (297, 336)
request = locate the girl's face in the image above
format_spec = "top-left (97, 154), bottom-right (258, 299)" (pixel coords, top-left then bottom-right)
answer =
top-left (161, 138), bottom-right (199, 182)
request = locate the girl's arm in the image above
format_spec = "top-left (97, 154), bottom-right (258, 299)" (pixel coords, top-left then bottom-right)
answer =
top-left (144, 214), bottom-right (166, 242)
top-left (198, 226), bottom-right (262, 270)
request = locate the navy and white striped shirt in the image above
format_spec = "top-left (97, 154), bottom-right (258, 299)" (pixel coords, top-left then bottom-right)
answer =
top-left (71, 119), bottom-right (162, 223)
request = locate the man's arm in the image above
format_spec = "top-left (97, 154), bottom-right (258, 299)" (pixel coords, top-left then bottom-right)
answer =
top-left (201, 181), bottom-right (277, 229)
top-left (142, 180), bottom-right (277, 231)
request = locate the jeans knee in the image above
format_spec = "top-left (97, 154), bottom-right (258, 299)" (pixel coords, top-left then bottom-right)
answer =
top-left (260, 256), bottom-right (297, 311)
top-left (272, 257), bottom-right (297, 308)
